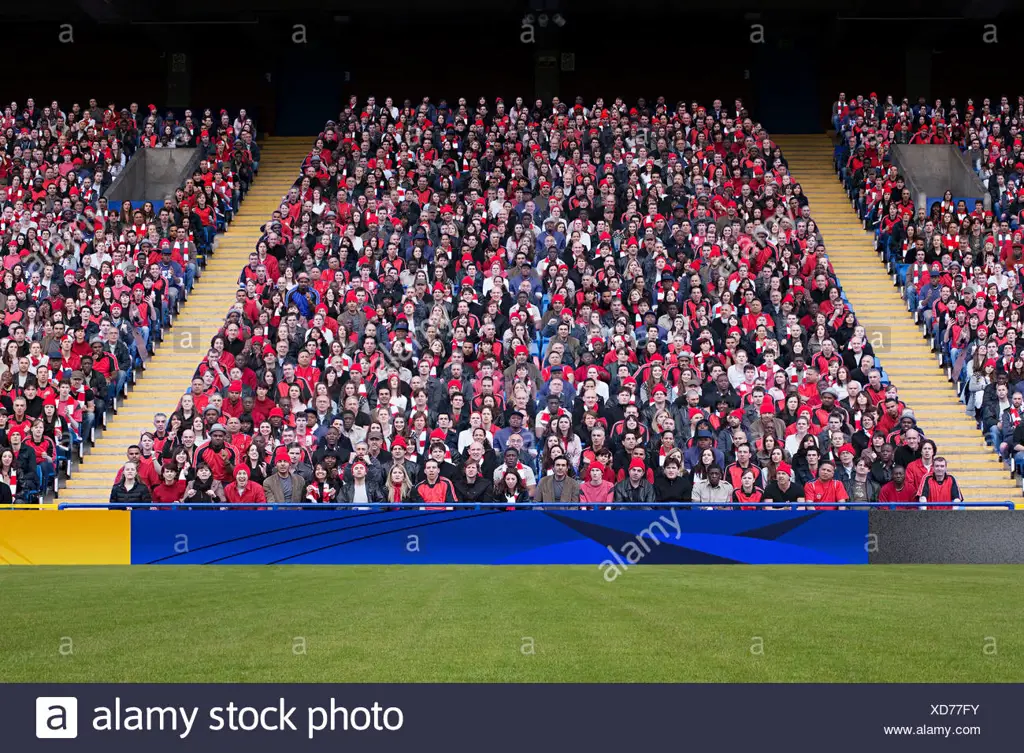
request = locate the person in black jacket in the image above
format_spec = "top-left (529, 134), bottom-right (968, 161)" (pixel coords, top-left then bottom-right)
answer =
top-left (653, 457), bottom-right (692, 507)
top-left (109, 462), bottom-right (153, 506)
top-left (338, 460), bottom-right (386, 505)
top-left (613, 458), bottom-right (658, 508)
top-left (8, 430), bottom-right (39, 501)
top-left (454, 461), bottom-right (491, 505)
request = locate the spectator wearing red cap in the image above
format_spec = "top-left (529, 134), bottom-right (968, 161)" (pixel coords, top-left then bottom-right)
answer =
top-left (612, 457), bottom-right (657, 506)
top-left (225, 465), bottom-right (267, 509)
top-left (263, 446), bottom-right (308, 504)
top-left (221, 380), bottom-right (245, 419)
top-left (834, 444), bottom-right (858, 484)
top-left (763, 463), bottom-right (804, 507)
top-left (580, 461), bottom-right (614, 508)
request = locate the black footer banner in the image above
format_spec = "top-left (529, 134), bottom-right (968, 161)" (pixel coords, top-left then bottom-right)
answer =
top-left (7, 683), bottom-right (1021, 751)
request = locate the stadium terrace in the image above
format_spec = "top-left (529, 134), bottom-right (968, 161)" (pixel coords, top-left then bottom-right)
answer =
top-left (0, 94), bottom-right (987, 510)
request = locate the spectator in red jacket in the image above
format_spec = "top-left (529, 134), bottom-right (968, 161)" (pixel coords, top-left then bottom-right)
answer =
top-left (225, 465), bottom-right (267, 509)
top-left (151, 463), bottom-right (187, 507)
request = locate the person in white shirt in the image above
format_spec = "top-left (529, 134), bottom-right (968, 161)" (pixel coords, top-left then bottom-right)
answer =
top-left (727, 349), bottom-right (750, 388)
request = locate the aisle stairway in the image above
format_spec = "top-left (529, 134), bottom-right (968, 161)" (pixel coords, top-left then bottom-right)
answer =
top-left (58, 136), bottom-right (311, 507)
top-left (775, 134), bottom-right (1019, 505)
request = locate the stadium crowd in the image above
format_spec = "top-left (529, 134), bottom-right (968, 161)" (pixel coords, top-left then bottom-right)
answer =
top-left (835, 92), bottom-right (1023, 479)
top-left (0, 98), bottom-right (259, 504)
top-left (94, 94), bottom-right (967, 510)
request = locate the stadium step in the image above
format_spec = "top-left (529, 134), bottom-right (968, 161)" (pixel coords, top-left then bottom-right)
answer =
top-left (775, 133), bottom-right (1021, 507)
top-left (58, 137), bottom-right (309, 507)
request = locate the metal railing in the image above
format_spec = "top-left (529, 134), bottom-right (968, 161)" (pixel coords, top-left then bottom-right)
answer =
top-left (44, 501), bottom-right (1016, 511)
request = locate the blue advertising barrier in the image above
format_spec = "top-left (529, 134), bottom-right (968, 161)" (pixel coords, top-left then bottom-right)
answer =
top-left (124, 508), bottom-right (871, 565)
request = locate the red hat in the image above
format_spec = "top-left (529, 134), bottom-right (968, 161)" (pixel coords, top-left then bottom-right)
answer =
top-left (132, 283), bottom-right (145, 293)
top-left (429, 428), bottom-right (447, 443)
top-left (623, 376), bottom-right (637, 388)
top-left (797, 407), bottom-right (812, 418)
top-left (760, 397), bottom-right (775, 416)
top-left (14, 282), bottom-right (27, 294)
top-left (551, 294), bottom-right (565, 305)
top-left (268, 407), bottom-right (284, 419)
top-left (838, 444), bottom-right (855, 457)
top-left (589, 461), bottom-right (606, 474)
top-left (391, 436), bottom-right (408, 449)
top-left (984, 358), bottom-right (998, 369)
top-left (345, 291), bottom-right (358, 304)
top-left (363, 305), bottom-right (377, 319)
top-left (447, 379), bottom-right (462, 391)
top-left (776, 462), bottom-right (793, 477)
top-left (628, 457), bottom-right (646, 471)
top-left (228, 381), bottom-right (242, 393)
top-left (514, 345), bottom-right (529, 357)
top-left (652, 383), bottom-right (667, 396)
top-left (235, 465), bottom-right (250, 480)
top-left (730, 408), bottom-right (745, 420)
top-left (273, 448), bottom-right (290, 464)
top-left (351, 459), bottom-right (367, 472)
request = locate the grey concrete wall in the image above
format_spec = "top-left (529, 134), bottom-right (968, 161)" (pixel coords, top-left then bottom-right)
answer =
top-left (105, 148), bottom-right (203, 204)
top-left (889, 145), bottom-right (989, 213)
top-left (869, 511), bottom-right (1024, 564)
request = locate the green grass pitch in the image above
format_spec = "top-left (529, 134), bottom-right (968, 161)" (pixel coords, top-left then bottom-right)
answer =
top-left (1, 565), bottom-right (1020, 682)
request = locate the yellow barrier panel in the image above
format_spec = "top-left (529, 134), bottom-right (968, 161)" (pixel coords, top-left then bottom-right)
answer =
top-left (0, 510), bottom-right (131, 565)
